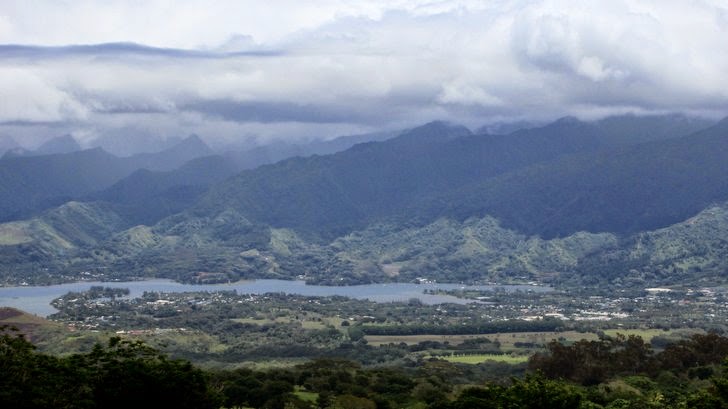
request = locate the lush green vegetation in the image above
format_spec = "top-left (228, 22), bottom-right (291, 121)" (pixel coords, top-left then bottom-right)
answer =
top-left (35, 284), bottom-right (728, 375)
top-left (6, 323), bottom-right (728, 408)
top-left (0, 326), bottom-right (219, 409)
top-left (6, 201), bottom-right (728, 289)
top-left (441, 353), bottom-right (529, 364)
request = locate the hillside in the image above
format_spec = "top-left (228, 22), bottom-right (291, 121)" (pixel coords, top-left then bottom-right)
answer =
top-left (194, 115), bottom-right (720, 239)
top-left (90, 155), bottom-right (238, 225)
top-left (83, 130), bottom-right (399, 226)
top-left (194, 119), bottom-right (614, 238)
top-left (24, 198), bottom-right (727, 288)
top-left (439, 117), bottom-right (728, 237)
top-left (0, 307), bottom-right (62, 343)
top-left (0, 202), bottom-right (127, 271)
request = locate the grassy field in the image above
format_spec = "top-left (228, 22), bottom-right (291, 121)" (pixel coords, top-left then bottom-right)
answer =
top-left (602, 328), bottom-right (672, 340)
top-left (364, 329), bottom-right (705, 349)
top-left (294, 388), bottom-right (319, 403)
top-left (364, 331), bottom-right (601, 348)
top-left (231, 316), bottom-right (340, 331)
top-left (440, 354), bottom-right (530, 364)
top-left (0, 222), bottom-right (33, 245)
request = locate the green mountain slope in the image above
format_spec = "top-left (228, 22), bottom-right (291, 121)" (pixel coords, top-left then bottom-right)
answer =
top-left (195, 119), bottom-right (618, 238)
top-left (46, 200), bottom-right (728, 287)
top-left (90, 155), bottom-right (239, 225)
top-left (440, 117), bottom-right (728, 238)
top-left (193, 115), bottom-right (721, 240)
top-left (0, 201), bottom-right (126, 271)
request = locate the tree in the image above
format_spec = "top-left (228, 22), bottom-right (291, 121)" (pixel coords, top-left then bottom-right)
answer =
top-left (77, 337), bottom-right (220, 409)
top-left (0, 325), bottom-right (91, 409)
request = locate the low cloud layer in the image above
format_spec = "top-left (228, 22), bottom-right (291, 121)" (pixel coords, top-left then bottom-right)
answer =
top-left (1, 0), bottom-right (727, 149)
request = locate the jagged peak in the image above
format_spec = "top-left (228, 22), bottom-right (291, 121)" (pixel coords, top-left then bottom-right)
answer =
top-left (713, 115), bottom-right (728, 128)
top-left (36, 134), bottom-right (81, 154)
top-left (396, 120), bottom-right (472, 143)
top-left (552, 116), bottom-right (584, 125)
top-left (168, 134), bottom-right (212, 153)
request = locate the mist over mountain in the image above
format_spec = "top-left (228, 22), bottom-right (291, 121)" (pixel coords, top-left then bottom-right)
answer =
top-left (124, 134), bottom-right (213, 171)
top-left (2, 134), bottom-right (82, 158)
top-left (0, 135), bottom-right (19, 156)
top-left (221, 130), bottom-right (400, 171)
top-left (90, 155), bottom-right (238, 226)
top-left (89, 131), bottom-right (185, 157)
top-left (476, 120), bottom-right (543, 135)
top-left (0, 135), bottom-right (214, 222)
top-left (33, 134), bottom-right (82, 155)
top-left (590, 114), bottom-right (715, 146)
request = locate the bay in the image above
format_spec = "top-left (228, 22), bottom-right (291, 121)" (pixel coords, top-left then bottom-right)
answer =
top-left (0, 279), bottom-right (550, 317)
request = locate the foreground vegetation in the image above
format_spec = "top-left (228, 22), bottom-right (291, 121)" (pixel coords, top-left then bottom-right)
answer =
top-left (5, 324), bottom-right (728, 408)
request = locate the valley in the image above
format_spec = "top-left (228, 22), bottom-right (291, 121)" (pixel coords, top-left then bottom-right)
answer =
top-left (16, 279), bottom-right (728, 368)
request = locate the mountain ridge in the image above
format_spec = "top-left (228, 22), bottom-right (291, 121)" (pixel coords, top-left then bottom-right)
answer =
top-left (192, 115), bottom-right (716, 240)
top-left (1, 114), bottom-right (727, 288)
top-left (0, 135), bottom-right (214, 222)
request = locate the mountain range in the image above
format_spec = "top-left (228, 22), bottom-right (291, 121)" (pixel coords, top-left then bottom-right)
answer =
top-left (0, 135), bottom-right (212, 222)
top-left (1, 113), bottom-right (727, 290)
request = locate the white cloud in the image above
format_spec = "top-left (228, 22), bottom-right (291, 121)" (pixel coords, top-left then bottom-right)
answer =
top-left (1, 0), bottom-right (727, 146)
top-left (0, 67), bottom-right (88, 122)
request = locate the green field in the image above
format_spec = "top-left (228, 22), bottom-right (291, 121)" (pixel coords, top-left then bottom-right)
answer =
top-left (441, 354), bottom-right (530, 364)
top-left (294, 388), bottom-right (319, 403)
top-left (602, 328), bottom-right (672, 340)
top-left (364, 331), bottom-right (601, 348)
top-left (0, 223), bottom-right (33, 245)
top-left (230, 316), bottom-right (339, 331)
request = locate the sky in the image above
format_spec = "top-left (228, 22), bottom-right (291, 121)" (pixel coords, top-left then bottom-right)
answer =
top-left (1, 0), bottom-right (727, 151)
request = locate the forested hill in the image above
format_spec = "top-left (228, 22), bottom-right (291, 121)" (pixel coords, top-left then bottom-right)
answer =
top-left (192, 115), bottom-right (724, 240)
top-left (433, 116), bottom-right (728, 238)
top-left (193, 119), bottom-right (610, 238)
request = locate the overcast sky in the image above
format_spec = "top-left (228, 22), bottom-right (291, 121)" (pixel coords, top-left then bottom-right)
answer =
top-left (1, 0), bottom-right (727, 150)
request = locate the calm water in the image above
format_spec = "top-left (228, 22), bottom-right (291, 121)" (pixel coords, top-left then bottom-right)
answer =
top-left (0, 279), bottom-right (550, 317)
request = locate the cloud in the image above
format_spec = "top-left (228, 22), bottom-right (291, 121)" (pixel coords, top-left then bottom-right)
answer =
top-left (0, 66), bottom-right (88, 123)
top-left (0, 0), bottom-right (727, 148)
